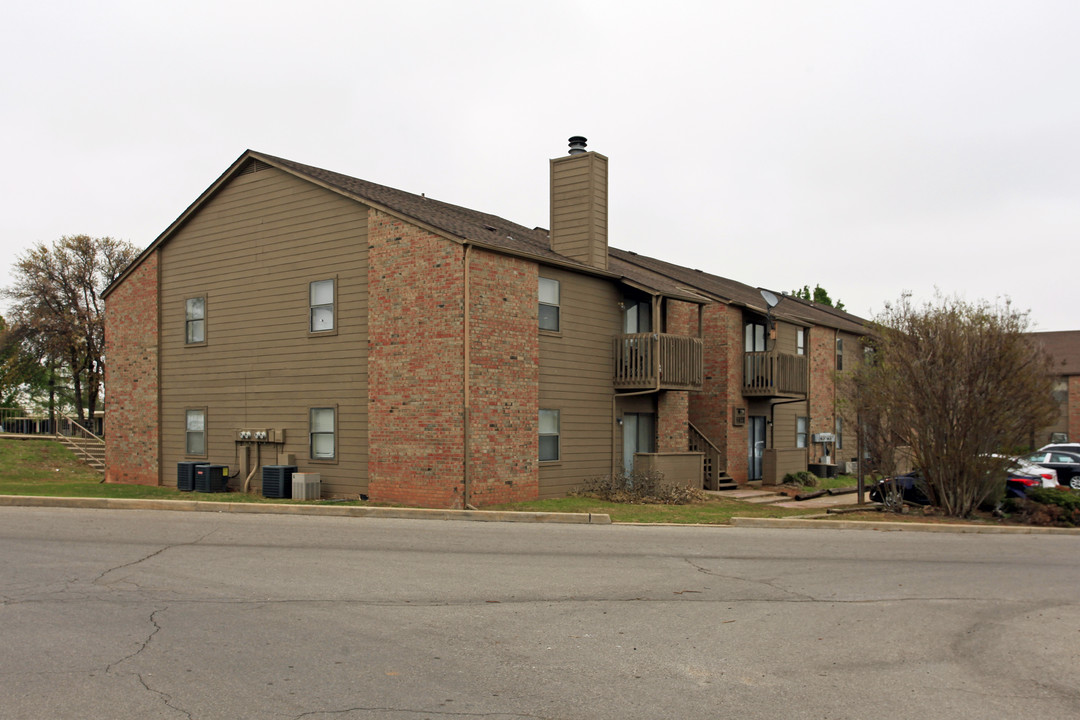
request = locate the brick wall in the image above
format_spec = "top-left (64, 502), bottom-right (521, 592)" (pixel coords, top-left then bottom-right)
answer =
top-left (665, 299), bottom-right (698, 336)
top-left (104, 252), bottom-right (160, 486)
top-left (366, 213), bottom-right (542, 509)
top-left (1070, 376), bottom-right (1080, 441)
top-left (367, 211), bottom-right (467, 508)
top-left (808, 327), bottom-right (836, 439)
top-left (465, 248), bottom-right (539, 506)
top-left (657, 390), bottom-right (689, 452)
top-left (723, 308), bottom-right (749, 482)
top-left (689, 303), bottom-right (734, 476)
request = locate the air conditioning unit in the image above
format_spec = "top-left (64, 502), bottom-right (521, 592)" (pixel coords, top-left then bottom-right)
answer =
top-left (292, 473), bottom-right (321, 500)
top-left (262, 465), bottom-right (297, 499)
top-left (177, 462), bottom-right (201, 492)
top-left (194, 464), bottom-right (228, 493)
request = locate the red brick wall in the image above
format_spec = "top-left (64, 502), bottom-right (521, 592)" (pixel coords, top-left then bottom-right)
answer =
top-left (809, 327), bottom-right (836, 440)
top-left (1070, 376), bottom-right (1080, 441)
top-left (367, 211), bottom-right (467, 508)
top-left (689, 303), bottom-right (736, 476)
top-left (366, 213), bottom-right (542, 509)
top-left (465, 248), bottom-right (539, 505)
top-left (665, 299), bottom-right (697, 336)
top-left (723, 308), bottom-right (749, 482)
top-left (657, 391), bottom-right (689, 452)
top-left (104, 252), bottom-right (160, 486)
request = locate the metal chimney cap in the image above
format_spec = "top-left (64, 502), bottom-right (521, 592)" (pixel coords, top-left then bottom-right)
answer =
top-left (567, 136), bottom-right (588, 155)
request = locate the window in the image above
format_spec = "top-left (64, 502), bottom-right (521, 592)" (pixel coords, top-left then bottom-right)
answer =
top-left (185, 297), bottom-right (205, 344)
top-left (310, 407), bottom-right (336, 460)
top-left (796, 416), bottom-right (808, 448)
top-left (539, 409), bottom-right (560, 461)
top-left (185, 409), bottom-right (206, 456)
top-left (539, 277), bottom-right (560, 332)
top-left (744, 321), bottom-right (766, 352)
top-left (623, 299), bottom-right (651, 333)
top-left (310, 279), bottom-right (335, 333)
top-left (836, 336), bottom-right (844, 371)
top-left (796, 328), bottom-right (806, 356)
top-left (835, 416), bottom-right (844, 450)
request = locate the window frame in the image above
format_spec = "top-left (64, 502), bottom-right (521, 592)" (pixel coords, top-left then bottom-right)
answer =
top-left (835, 416), bottom-right (844, 450)
top-left (745, 320), bottom-right (767, 352)
top-left (539, 408), bottom-right (560, 462)
top-left (836, 336), bottom-right (844, 371)
top-left (309, 277), bottom-right (338, 337)
top-left (185, 407), bottom-right (207, 458)
top-left (538, 276), bottom-right (560, 333)
top-left (309, 406), bottom-right (337, 463)
top-left (796, 328), bottom-right (806, 356)
top-left (796, 416), bottom-right (808, 449)
top-left (185, 296), bottom-right (207, 346)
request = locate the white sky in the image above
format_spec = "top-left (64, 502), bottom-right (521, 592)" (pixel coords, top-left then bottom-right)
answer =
top-left (2, 0), bottom-right (1076, 330)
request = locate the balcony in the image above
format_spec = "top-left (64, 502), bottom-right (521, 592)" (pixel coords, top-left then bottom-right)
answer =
top-left (613, 333), bottom-right (703, 391)
top-left (743, 351), bottom-right (808, 397)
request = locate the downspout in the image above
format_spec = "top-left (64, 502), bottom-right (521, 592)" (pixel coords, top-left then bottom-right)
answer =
top-left (463, 244), bottom-right (475, 509)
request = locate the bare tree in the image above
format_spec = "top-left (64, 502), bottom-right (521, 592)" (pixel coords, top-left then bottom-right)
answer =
top-left (3, 235), bottom-right (138, 424)
top-left (852, 293), bottom-right (1057, 517)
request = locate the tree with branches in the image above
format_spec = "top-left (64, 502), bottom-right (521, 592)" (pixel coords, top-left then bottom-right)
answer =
top-left (851, 293), bottom-right (1057, 517)
top-left (792, 284), bottom-right (845, 311)
top-left (2, 235), bottom-right (138, 425)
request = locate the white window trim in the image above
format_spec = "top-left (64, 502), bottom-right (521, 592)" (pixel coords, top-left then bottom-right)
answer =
top-left (539, 277), bottom-right (560, 333)
top-left (539, 408), bottom-right (560, 462)
top-left (309, 277), bottom-right (338, 336)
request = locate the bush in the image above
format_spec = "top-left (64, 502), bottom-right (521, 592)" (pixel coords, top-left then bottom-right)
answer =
top-left (782, 471), bottom-right (819, 487)
top-left (575, 469), bottom-right (706, 505)
top-left (1005, 487), bottom-right (1080, 527)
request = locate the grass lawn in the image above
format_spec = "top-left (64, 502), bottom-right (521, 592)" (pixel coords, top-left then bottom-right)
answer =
top-left (0, 438), bottom-right (827, 523)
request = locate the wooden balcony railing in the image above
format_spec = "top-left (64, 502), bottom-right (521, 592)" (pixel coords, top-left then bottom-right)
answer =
top-left (743, 351), bottom-right (808, 397)
top-left (613, 333), bottom-right (703, 391)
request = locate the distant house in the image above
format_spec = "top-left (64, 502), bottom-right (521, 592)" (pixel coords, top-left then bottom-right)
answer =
top-left (103, 139), bottom-right (867, 507)
top-left (1029, 331), bottom-right (1080, 444)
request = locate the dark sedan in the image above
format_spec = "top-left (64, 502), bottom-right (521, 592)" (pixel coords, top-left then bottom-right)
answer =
top-left (1023, 450), bottom-right (1080, 490)
top-left (870, 468), bottom-right (1049, 506)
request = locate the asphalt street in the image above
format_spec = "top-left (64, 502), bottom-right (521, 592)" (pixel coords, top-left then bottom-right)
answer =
top-left (1, 506), bottom-right (1077, 719)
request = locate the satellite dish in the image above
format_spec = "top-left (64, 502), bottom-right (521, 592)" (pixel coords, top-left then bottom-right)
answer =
top-left (760, 289), bottom-right (780, 309)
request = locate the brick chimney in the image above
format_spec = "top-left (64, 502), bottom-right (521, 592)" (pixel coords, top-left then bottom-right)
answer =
top-left (550, 136), bottom-right (608, 270)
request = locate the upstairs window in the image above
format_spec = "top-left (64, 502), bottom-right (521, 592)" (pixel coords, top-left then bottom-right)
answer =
top-left (796, 328), bottom-right (806, 356)
top-left (539, 409), bottom-right (560, 461)
top-left (185, 409), bottom-right (206, 456)
top-left (623, 299), bottom-right (652, 334)
top-left (185, 297), bottom-right (205, 344)
top-left (836, 336), bottom-right (844, 371)
top-left (796, 417), bottom-right (808, 448)
top-left (744, 321), bottom-right (766, 352)
top-left (539, 277), bottom-right (560, 332)
top-left (310, 407), bottom-right (336, 460)
top-left (310, 279), bottom-right (335, 333)
top-left (836, 416), bottom-right (844, 450)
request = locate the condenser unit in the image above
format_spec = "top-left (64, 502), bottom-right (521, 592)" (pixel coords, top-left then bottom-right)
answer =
top-left (177, 462), bottom-right (201, 492)
top-left (194, 464), bottom-right (228, 493)
top-left (262, 465), bottom-right (297, 499)
top-left (292, 473), bottom-right (321, 501)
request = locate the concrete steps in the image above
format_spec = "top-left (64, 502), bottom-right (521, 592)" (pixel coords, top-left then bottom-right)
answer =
top-left (57, 435), bottom-right (105, 475)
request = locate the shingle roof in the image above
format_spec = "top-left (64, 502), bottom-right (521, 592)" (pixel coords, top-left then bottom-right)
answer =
top-left (1029, 331), bottom-right (1080, 376)
top-left (609, 247), bottom-right (868, 334)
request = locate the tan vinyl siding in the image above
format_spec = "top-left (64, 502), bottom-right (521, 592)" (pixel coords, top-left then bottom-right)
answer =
top-left (538, 267), bottom-right (619, 497)
top-left (549, 153), bottom-right (608, 270)
top-left (159, 166), bottom-right (369, 496)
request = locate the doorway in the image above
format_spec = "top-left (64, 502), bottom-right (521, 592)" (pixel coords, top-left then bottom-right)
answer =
top-left (748, 415), bottom-right (766, 481)
top-left (622, 412), bottom-right (656, 475)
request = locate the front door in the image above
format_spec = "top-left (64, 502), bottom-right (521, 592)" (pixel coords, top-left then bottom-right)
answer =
top-left (622, 413), bottom-right (656, 475)
top-left (748, 416), bottom-right (767, 481)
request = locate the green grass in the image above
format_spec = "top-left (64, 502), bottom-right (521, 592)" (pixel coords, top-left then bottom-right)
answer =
top-left (480, 495), bottom-right (820, 524)
top-left (0, 438), bottom-right (819, 523)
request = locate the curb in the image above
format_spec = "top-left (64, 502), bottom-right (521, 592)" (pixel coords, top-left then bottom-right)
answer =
top-left (729, 516), bottom-right (1080, 534)
top-left (0, 495), bottom-right (612, 525)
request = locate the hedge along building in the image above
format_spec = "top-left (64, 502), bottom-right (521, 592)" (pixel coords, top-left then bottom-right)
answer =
top-left (102, 138), bottom-right (719, 508)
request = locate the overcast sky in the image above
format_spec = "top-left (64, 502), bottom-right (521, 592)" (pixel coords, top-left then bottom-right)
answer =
top-left (2, 1), bottom-right (1076, 330)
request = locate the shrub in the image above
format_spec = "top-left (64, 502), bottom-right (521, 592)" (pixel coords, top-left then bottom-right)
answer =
top-left (1006, 487), bottom-right (1080, 527)
top-left (782, 471), bottom-right (818, 487)
top-left (576, 470), bottom-right (706, 505)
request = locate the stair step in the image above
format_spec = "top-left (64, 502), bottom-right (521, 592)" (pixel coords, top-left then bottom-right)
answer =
top-left (715, 482), bottom-right (738, 491)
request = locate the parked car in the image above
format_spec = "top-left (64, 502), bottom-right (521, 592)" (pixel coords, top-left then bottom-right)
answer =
top-left (1023, 449), bottom-right (1080, 490)
top-left (870, 464), bottom-right (1054, 506)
